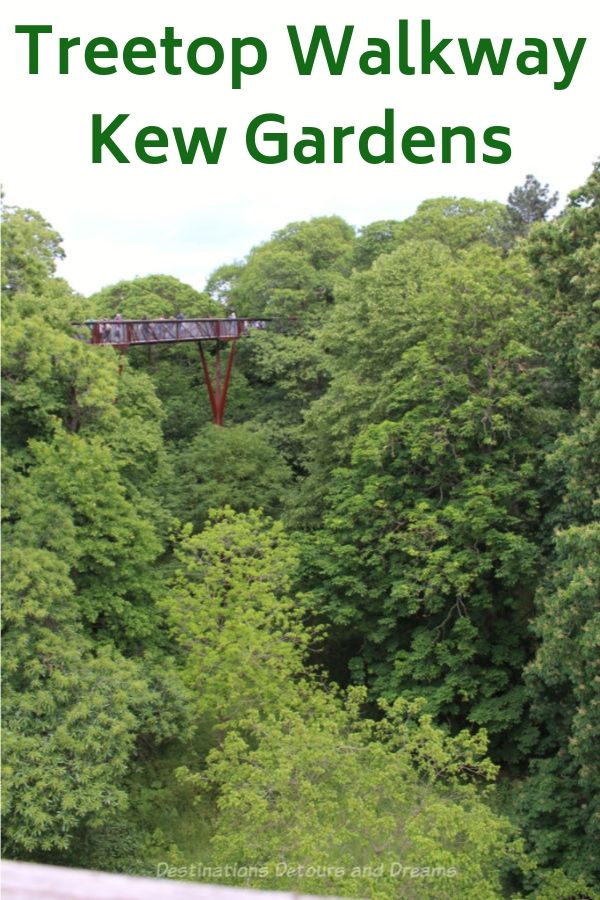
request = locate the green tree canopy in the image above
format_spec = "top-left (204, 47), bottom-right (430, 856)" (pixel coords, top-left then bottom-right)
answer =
top-left (162, 508), bottom-right (316, 738)
top-left (198, 689), bottom-right (521, 899)
top-left (171, 423), bottom-right (292, 529)
top-left (393, 198), bottom-right (511, 254)
top-left (506, 174), bottom-right (559, 240)
top-left (208, 216), bottom-right (355, 318)
top-left (517, 162), bottom-right (600, 883)
top-left (299, 240), bottom-right (558, 760)
top-left (91, 274), bottom-right (220, 319)
top-left (1, 202), bottom-right (65, 298)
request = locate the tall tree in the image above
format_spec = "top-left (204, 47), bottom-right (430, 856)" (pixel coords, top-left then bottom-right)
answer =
top-left (91, 274), bottom-right (220, 320)
top-left (506, 175), bottom-right (559, 240)
top-left (1, 202), bottom-right (65, 298)
top-left (170, 423), bottom-right (292, 530)
top-left (517, 162), bottom-right (600, 885)
top-left (162, 508), bottom-right (315, 739)
top-left (210, 215), bottom-right (355, 318)
top-left (2, 204), bottom-right (191, 860)
top-left (298, 240), bottom-right (558, 761)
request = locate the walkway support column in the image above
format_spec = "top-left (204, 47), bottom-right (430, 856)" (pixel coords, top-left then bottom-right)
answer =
top-left (197, 341), bottom-right (238, 426)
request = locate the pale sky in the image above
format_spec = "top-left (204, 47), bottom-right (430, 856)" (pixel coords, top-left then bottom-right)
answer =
top-left (2, 0), bottom-right (599, 297)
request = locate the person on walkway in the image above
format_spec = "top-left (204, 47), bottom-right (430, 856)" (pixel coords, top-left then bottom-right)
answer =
top-left (99, 318), bottom-right (111, 342)
top-left (114, 312), bottom-right (124, 342)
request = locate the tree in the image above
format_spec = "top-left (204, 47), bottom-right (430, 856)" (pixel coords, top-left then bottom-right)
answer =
top-left (212, 216), bottom-right (355, 318)
top-left (298, 240), bottom-right (558, 761)
top-left (2, 545), bottom-right (146, 854)
top-left (392, 198), bottom-right (511, 254)
top-left (506, 175), bottom-right (559, 240)
top-left (171, 423), bottom-right (292, 529)
top-left (91, 274), bottom-right (220, 320)
top-left (5, 429), bottom-right (164, 648)
top-left (354, 219), bottom-right (403, 270)
top-left (199, 217), bottom-right (355, 465)
top-left (1, 203), bottom-right (193, 860)
top-left (1, 202), bottom-right (65, 298)
top-left (516, 163), bottom-right (600, 886)
top-left (2, 312), bottom-right (119, 453)
top-left (162, 508), bottom-right (317, 739)
top-left (205, 261), bottom-right (245, 305)
top-left (197, 689), bottom-right (522, 899)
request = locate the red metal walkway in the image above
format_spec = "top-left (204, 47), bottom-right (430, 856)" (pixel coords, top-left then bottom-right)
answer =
top-left (87, 317), bottom-right (267, 348)
top-left (82, 317), bottom-right (270, 425)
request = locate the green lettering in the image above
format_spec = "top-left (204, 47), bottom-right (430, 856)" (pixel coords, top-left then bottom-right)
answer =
top-left (401, 126), bottom-right (435, 164)
top-left (135, 126), bottom-right (168, 164)
top-left (173, 127), bottom-right (226, 164)
top-left (231, 37), bottom-right (267, 89)
top-left (160, 26), bottom-right (182, 74)
top-left (398, 20), bottom-right (415, 75)
top-left (553, 37), bottom-right (586, 90)
top-left (59, 36), bottom-right (80, 74)
top-left (294, 128), bottom-right (325, 164)
top-left (187, 37), bottom-right (224, 76)
top-left (359, 108), bottom-right (395, 164)
top-left (15, 25), bottom-right (53, 74)
top-left (458, 37), bottom-right (512, 75)
top-left (333, 126), bottom-right (354, 163)
top-left (92, 113), bottom-right (129, 163)
top-left (441, 126), bottom-right (476, 163)
top-left (421, 20), bottom-right (453, 75)
top-left (123, 37), bottom-right (156, 75)
top-left (359, 39), bottom-right (390, 75)
top-left (246, 113), bottom-right (286, 164)
top-left (516, 39), bottom-right (548, 76)
top-left (287, 25), bottom-right (353, 75)
top-left (482, 126), bottom-right (511, 163)
top-left (85, 37), bottom-right (118, 75)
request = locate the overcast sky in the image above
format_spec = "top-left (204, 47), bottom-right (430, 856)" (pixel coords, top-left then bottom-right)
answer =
top-left (2, 0), bottom-right (599, 297)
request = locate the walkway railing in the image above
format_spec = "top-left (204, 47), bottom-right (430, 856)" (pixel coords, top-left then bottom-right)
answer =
top-left (80, 318), bottom-right (269, 349)
top-left (1, 861), bottom-right (344, 900)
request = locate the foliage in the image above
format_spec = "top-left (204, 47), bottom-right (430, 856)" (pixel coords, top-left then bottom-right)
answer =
top-left (532, 869), bottom-right (600, 900)
top-left (1, 202), bottom-right (65, 298)
top-left (171, 422), bottom-right (292, 529)
top-left (354, 219), bottom-right (404, 269)
top-left (202, 217), bottom-right (356, 461)
top-left (1, 208), bottom-right (191, 857)
top-left (299, 240), bottom-right (558, 761)
top-left (162, 508), bottom-right (317, 738)
top-left (91, 274), bottom-right (220, 319)
top-left (2, 545), bottom-right (146, 854)
top-left (393, 197), bottom-right (511, 253)
top-left (210, 215), bottom-right (355, 318)
top-left (198, 689), bottom-right (522, 899)
top-left (516, 162), bottom-right (600, 884)
top-left (506, 175), bottom-right (559, 240)
top-left (233, 327), bottom-right (330, 465)
top-left (2, 167), bottom-right (599, 894)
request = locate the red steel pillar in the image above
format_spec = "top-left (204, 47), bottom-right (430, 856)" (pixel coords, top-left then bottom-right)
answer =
top-left (198, 340), bottom-right (238, 426)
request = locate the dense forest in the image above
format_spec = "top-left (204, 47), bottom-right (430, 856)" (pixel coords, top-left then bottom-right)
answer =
top-left (2, 166), bottom-right (598, 899)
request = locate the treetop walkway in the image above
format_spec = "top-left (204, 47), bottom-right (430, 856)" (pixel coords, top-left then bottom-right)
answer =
top-left (82, 317), bottom-right (270, 349)
top-left (77, 316), bottom-right (274, 426)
